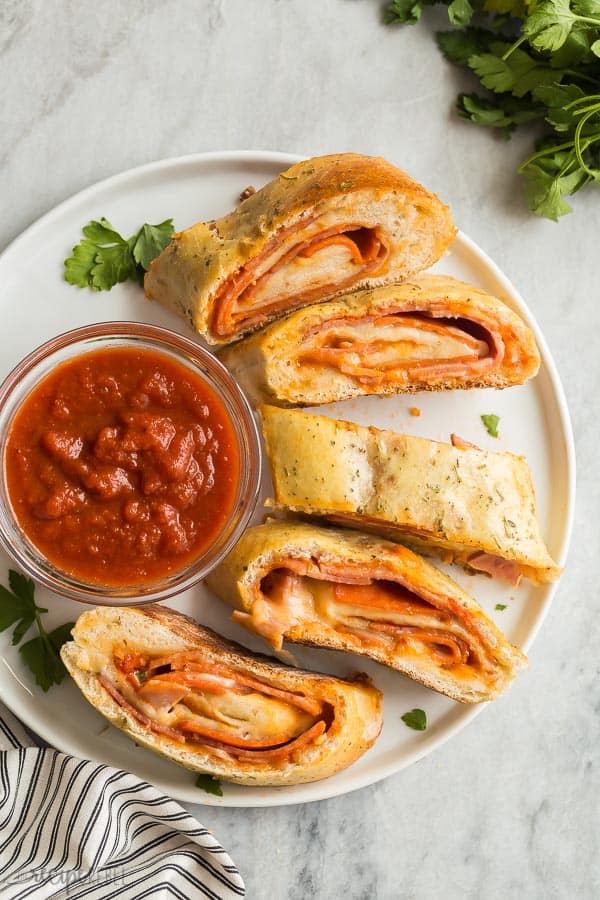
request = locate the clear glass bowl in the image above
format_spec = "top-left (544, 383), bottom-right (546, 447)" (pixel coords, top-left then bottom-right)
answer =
top-left (0, 322), bottom-right (261, 605)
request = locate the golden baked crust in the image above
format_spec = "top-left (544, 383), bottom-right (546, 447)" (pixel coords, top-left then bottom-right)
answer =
top-left (260, 406), bottom-right (560, 584)
top-left (144, 154), bottom-right (456, 345)
top-left (206, 520), bottom-right (527, 703)
top-left (60, 605), bottom-right (383, 787)
top-left (219, 274), bottom-right (540, 406)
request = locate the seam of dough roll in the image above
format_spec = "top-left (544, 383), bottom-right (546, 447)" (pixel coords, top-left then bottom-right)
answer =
top-left (144, 154), bottom-right (456, 345)
top-left (60, 605), bottom-right (383, 787)
top-left (218, 274), bottom-right (540, 406)
top-left (260, 406), bottom-right (560, 585)
top-left (206, 520), bottom-right (527, 704)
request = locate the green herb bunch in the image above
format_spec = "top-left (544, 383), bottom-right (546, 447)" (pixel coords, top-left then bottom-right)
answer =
top-left (64, 218), bottom-right (174, 291)
top-left (385, 0), bottom-right (600, 219)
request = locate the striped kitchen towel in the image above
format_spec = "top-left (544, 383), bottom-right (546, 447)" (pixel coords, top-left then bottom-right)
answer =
top-left (0, 702), bottom-right (245, 899)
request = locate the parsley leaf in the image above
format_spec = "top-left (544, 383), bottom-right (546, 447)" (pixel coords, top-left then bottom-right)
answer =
top-left (522, 163), bottom-right (577, 218)
top-left (195, 774), bottom-right (224, 796)
top-left (469, 45), bottom-right (560, 98)
top-left (384, 0), bottom-right (425, 24)
top-left (401, 708), bottom-right (427, 731)
top-left (90, 242), bottom-right (137, 291)
top-left (481, 413), bottom-right (501, 437)
top-left (131, 220), bottom-right (176, 271)
top-left (437, 28), bottom-right (496, 65)
top-left (523, 0), bottom-right (580, 51)
top-left (0, 571), bottom-right (41, 645)
top-left (457, 92), bottom-right (543, 137)
top-left (448, 0), bottom-right (475, 26)
top-left (457, 92), bottom-right (515, 133)
top-left (20, 625), bottom-right (71, 692)
top-left (468, 50), bottom-right (532, 93)
top-left (64, 218), bottom-right (174, 292)
top-left (549, 25), bottom-right (594, 64)
top-left (0, 571), bottom-right (74, 691)
top-left (64, 218), bottom-right (136, 291)
top-left (533, 83), bottom-right (586, 131)
top-left (82, 218), bottom-right (125, 244)
top-left (575, 0), bottom-right (600, 17)
top-left (495, 603), bottom-right (508, 610)
top-left (63, 240), bottom-right (99, 289)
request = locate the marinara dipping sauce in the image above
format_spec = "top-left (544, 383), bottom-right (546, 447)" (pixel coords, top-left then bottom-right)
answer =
top-left (3, 341), bottom-right (251, 590)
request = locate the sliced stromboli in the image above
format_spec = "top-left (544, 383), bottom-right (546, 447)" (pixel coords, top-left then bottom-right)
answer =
top-left (218, 275), bottom-right (540, 406)
top-left (260, 406), bottom-right (560, 585)
top-left (206, 520), bottom-right (527, 703)
top-left (60, 605), bottom-right (382, 787)
top-left (144, 153), bottom-right (456, 345)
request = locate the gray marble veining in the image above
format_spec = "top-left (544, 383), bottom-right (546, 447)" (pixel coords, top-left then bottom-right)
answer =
top-left (1, 1), bottom-right (598, 897)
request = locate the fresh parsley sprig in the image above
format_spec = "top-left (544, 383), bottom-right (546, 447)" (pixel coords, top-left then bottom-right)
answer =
top-left (0, 570), bottom-right (74, 691)
top-left (481, 413), bottom-right (501, 436)
top-left (401, 708), bottom-right (428, 731)
top-left (385, 0), bottom-right (600, 219)
top-left (64, 218), bottom-right (175, 291)
top-left (195, 774), bottom-right (224, 797)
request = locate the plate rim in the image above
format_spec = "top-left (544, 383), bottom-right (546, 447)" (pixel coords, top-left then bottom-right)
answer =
top-left (0, 150), bottom-right (576, 807)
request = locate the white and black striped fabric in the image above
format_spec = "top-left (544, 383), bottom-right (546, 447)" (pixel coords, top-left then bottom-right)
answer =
top-left (0, 703), bottom-right (245, 899)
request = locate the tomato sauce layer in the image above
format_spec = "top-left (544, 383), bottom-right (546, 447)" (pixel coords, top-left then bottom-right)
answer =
top-left (5, 347), bottom-right (240, 586)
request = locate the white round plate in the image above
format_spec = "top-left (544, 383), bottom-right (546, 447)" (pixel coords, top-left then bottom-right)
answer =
top-left (0, 152), bottom-right (574, 807)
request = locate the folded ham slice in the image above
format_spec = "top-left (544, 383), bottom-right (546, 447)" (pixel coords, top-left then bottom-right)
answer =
top-left (219, 275), bottom-right (540, 406)
top-left (144, 154), bottom-right (456, 345)
top-left (206, 520), bottom-right (528, 703)
top-left (60, 605), bottom-right (383, 786)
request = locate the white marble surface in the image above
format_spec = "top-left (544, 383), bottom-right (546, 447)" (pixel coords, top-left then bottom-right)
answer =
top-left (1, 1), bottom-right (598, 897)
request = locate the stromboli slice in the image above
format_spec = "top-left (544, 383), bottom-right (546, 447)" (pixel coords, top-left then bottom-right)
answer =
top-left (206, 520), bottom-right (527, 703)
top-left (144, 153), bottom-right (456, 345)
top-left (260, 406), bottom-right (560, 585)
top-left (60, 605), bottom-right (382, 787)
top-left (219, 275), bottom-right (540, 406)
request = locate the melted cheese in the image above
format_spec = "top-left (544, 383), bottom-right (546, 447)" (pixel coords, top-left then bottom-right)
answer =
top-left (301, 315), bottom-right (490, 385)
top-left (179, 690), bottom-right (314, 741)
top-left (94, 648), bottom-right (322, 754)
top-left (255, 570), bottom-right (489, 677)
top-left (245, 242), bottom-right (363, 311)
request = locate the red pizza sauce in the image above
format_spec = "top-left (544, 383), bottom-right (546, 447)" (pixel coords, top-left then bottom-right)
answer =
top-left (5, 347), bottom-right (241, 586)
